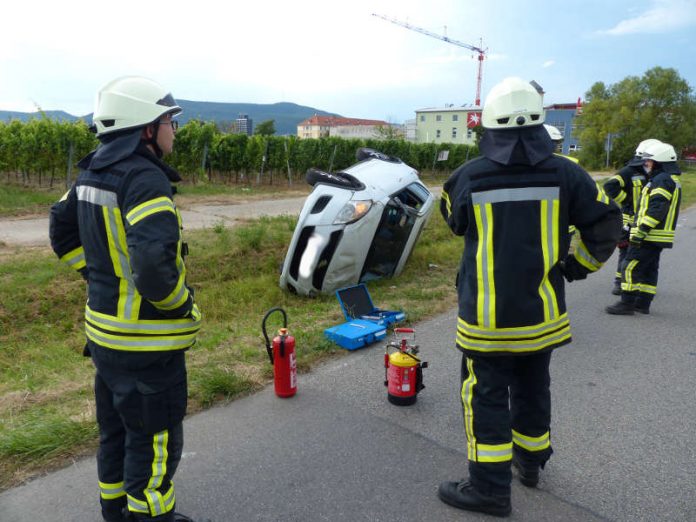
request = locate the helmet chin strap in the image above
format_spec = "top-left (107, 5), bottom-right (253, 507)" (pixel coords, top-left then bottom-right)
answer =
top-left (145, 123), bottom-right (164, 158)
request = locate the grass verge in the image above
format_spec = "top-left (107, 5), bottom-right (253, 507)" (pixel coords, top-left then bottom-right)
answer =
top-left (0, 183), bottom-right (65, 217)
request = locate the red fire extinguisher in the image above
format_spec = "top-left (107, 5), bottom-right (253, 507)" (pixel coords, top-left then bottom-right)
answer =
top-left (262, 307), bottom-right (297, 398)
top-left (384, 327), bottom-right (427, 406)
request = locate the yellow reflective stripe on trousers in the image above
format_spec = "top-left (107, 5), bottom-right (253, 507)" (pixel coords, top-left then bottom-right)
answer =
top-left (473, 203), bottom-right (496, 329)
top-left (127, 484), bottom-right (175, 515)
top-left (622, 259), bottom-right (639, 292)
top-left (102, 206), bottom-right (141, 320)
top-left (127, 495), bottom-right (149, 513)
top-left (538, 198), bottom-right (560, 322)
top-left (474, 442), bottom-right (513, 463)
top-left (99, 480), bottom-right (125, 500)
top-left (60, 246), bottom-right (86, 271)
top-left (145, 431), bottom-right (171, 517)
top-left (85, 323), bottom-right (199, 351)
top-left (512, 429), bottom-right (550, 452)
top-left (635, 283), bottom-right (657, 295)
top-left (126, 197), bottom-right (176, 226)
top-left (461, 357), bottom-right (478, 461)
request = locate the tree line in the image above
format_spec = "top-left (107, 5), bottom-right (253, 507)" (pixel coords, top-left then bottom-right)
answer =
top-left (577, 67), bottom-right (696, 169)
top-left (0, 117), bottom-right (476, 188)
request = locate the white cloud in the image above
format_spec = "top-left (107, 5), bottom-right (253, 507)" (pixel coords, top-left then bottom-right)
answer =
top-left (542, 60), bottom-right (555, 68)
top-left (598, 0), bottom-right (696, 35)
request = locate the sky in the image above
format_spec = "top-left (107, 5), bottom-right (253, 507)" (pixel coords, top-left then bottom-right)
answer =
top-left (1, 0), bottom-right (695, 124)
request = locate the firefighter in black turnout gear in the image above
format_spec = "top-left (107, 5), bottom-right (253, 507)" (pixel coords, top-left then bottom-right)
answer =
top-left (602, 139), bottom-right (656, 295)
top-left (606, 141), bottom-right (682, 315)
top-left (437, 77), bottom-right (621, 517)
top-left (49, 77), bottom-right (205, 522)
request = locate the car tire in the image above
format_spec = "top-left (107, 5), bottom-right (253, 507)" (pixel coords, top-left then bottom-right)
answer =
top-left (305, 168), bottom-right (363, 189)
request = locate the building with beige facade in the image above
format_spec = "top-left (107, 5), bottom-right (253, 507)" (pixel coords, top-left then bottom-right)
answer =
top-left (297, 115), bottom-right (395, 140)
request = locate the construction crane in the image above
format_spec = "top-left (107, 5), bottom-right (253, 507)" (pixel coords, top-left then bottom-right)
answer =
top-left (372, 13), bottom-right (487, 106)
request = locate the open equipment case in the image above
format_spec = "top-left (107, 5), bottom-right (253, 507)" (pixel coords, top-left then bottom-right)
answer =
top-left (324, 284), bottom-right (406, 350)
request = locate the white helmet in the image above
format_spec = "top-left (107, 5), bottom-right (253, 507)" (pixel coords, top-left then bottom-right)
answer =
top-left (482, 77), bottom-right (544, 129)
top-left (92, 76), bottom-right (182, 137)
top-left (635, 138), bottom-right (661, 157)
top-left (642, 141), bottom-right (677, 163)
top-left (544, 124), bottom-right (563, 141)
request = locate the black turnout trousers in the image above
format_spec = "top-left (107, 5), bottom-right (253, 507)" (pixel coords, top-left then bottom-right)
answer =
top-left (92, 343), bottom-right (187, 522)
top-left (460, 351), bottom-right (554, 496)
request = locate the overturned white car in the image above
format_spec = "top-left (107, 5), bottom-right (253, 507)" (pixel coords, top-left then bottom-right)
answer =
top-left (279, 148), bottom-right (435, 296)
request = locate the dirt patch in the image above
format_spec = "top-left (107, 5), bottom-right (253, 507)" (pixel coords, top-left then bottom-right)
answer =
top-left (175, 189), bottom-right (310, 208)
top-left (0, 380), bottom-right (91, 416)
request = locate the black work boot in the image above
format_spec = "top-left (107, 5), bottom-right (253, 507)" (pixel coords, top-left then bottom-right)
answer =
top-left (606, 300), bottom-right (635, 315)
top-left (611, 280), bottom-right (622, 296)
top-left (102, 505), bottom-right (132, 522)
top-left (438, 480), bottom-right (511, 517)
top-left (634, 299), bottom-right (651, 314)
top-left (512, 455), bottom-right (539, 488)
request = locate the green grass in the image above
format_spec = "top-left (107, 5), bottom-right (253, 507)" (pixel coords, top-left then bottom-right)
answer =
top-left (678, 166), bottom-right (696, 208)
top-left (0, 184), bottom-right (65, 217)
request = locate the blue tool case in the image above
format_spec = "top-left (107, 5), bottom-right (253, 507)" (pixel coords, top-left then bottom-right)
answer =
top-left (323, 284), bottom-right (405, 350)
top-left (324, 320), bottom-right (387, 351)
top-left (335, 284), bottom-right (406, 326)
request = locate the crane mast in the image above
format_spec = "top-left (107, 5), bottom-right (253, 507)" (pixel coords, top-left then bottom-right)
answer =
top-left (372, 13), bottom-right (486, 106)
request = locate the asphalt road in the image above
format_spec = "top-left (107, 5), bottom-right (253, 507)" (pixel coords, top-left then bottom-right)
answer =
top-left (1, 206), bottom-right (694, 522)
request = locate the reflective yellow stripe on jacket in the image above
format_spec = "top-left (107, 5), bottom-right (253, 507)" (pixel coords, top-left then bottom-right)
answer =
top-left (60, 246), bottom-right (86, 271)
top-left (85, 306), bottom-right (201, 352)
top-left (457, 314), bottom-right (571, 354)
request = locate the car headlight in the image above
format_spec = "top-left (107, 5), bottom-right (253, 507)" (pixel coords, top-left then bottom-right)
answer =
top-left (333, 200), bottom-right (373, 225)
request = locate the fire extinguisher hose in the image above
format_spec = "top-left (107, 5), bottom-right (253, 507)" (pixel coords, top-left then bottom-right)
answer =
top-left (262, 307), bottom-right (287, 364)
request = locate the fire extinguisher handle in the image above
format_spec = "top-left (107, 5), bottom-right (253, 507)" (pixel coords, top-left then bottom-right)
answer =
top-left (262, 307), bottom-right (288, 364)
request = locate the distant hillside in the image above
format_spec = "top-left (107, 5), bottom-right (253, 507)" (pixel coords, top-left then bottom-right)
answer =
top-left (0, 101), bottom-right (340, 136)
top-left (177, 100), bottom-right (339, 135)
top-left (0, 110), bottom-right (84, 123)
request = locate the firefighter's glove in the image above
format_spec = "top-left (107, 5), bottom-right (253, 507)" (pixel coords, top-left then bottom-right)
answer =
top-left (558, 255), bottom-right (589, 282)
top-left (617, 239), bottom-right (629, 249)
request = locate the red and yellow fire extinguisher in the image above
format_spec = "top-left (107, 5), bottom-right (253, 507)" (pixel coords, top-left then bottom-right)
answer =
top-left (384, 327), bottom-right (427, 406)
top-left (262, 307), bottom-right (297, 398)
